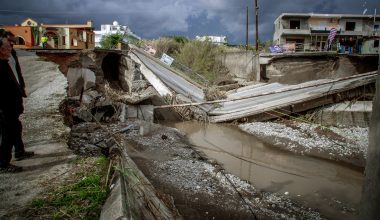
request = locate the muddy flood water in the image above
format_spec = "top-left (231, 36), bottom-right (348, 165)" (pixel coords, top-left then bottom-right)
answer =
top-left (164, 121), bottom-right (364, 220)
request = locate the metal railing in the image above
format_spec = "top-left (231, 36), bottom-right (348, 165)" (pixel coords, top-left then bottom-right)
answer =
top-left (271, 42), bottom-right (339, 53)
top-left (171, 61), bottom-right (209, 86)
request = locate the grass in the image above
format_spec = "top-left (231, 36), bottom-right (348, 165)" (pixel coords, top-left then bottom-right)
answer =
top-left (29, 157), bottom-right (109, 220)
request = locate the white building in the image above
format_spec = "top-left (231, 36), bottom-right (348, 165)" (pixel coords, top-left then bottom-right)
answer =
top-left (273, 13), bottom-right (379, 53)
top-left (94, 21), bottom-right (141, 47)
top-left (195, 35), bottom-right (228, 45)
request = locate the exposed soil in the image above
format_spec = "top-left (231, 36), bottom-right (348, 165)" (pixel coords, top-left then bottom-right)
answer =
top-left (265, 55), bottom-right (378, 84)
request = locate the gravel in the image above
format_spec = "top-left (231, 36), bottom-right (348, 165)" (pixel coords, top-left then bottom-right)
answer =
top-left (239, 121), bottom-right (368, 166)
top-left (19, 55), bottom-right (69, 143)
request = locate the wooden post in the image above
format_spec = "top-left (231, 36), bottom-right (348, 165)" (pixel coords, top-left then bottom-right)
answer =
top-left (255, 0), bottom-right (259, 51)
top-left (246, 6), bottom-right (249, 50)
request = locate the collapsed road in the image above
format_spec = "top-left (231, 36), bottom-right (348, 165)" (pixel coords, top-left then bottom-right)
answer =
top-left (129, 48), bottom-right (375, 123)
top-left (4, 47), bottom-right (376, 220)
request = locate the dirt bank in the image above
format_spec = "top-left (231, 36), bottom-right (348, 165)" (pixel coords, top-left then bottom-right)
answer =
top-left (265, 55), bottom-right (378, 84)
top-left (239, 121), bottom-right (368, 168)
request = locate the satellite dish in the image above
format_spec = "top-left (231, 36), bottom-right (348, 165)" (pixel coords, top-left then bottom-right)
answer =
top-left (363, 8), bottom-right (368, 15)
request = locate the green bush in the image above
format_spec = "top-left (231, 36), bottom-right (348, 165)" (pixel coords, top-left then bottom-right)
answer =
top-left (154, 37), bottom-right (182, 58)
top-left (174, 40), bottom-right (225, 82)
top-left (100, 32), bottom-right (125, 49)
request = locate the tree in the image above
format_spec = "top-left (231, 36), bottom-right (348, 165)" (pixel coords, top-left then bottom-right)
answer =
top-left (100, 32), bottom-right (124, 49)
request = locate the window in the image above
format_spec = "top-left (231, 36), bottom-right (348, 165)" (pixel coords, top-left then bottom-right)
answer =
top-left (62, 36), bottom-right (66, 45)
top-left (346, 22), bottom-right (356, 31)
top-left (375, 40), bottom-right (379, 48)
top-left (375, 24), bottom-right (379, 30)
top-left (290, 20), bottom-right (301, 29)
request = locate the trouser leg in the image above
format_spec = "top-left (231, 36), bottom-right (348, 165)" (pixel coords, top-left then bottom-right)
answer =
top-left (14, 118), bottom-right (25, 156)
top-left (0, 118), bottom-right (17, 167)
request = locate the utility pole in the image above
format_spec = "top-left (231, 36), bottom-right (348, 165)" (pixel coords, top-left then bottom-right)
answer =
top-left (360, 49), bottom-right (380, 219)
top-left (246, 5), bottom-right (249, 50)
top-left (255, 0), bottom-right (259, 51)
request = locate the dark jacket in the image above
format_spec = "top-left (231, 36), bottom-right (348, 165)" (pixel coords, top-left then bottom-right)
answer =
top-left (11, 49), bottom-right (27, 98)
top-left (0, 52), bottom-right (25, 118)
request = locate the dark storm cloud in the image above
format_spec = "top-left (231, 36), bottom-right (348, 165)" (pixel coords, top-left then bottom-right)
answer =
top-left (0, 0), bottom-right (379, 43)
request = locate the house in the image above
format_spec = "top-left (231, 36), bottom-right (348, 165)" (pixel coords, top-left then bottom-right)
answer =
top-left (273, 13), bottom-right (380, 54)
top-left (1, 25), bottom-right (35, 48)
top-left (195, 35), bottom-right (228, 45)
top-left (21, 18), bottom-right (39, 27)
top-left (1, 18), bottom-right (95, 49)
top-left (94, 21), bottom-right (141, 48)
top-left (0, 18), bottom-right (39, 48)
top-left (41, 20), bottom-right (95, 49)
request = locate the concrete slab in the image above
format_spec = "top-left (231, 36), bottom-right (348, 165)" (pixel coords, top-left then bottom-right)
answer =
top-left (127, 105), bottom-right (138, 118)
top-left (315, 101), bottom-right (372, 127)
top-left (138, 105), bottom-right (154, 122)
top-left (100, 177), bottom-right (126, 220)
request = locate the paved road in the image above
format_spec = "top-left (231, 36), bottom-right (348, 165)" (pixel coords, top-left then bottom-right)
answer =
top-left (0, 54), bottom-right (76, 218)
top-left (132, 49), bottom-right (205, 103)
top-left (209, 73), bottom-right (376, 122)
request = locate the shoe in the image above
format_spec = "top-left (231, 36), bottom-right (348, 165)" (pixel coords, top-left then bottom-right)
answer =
top-left (0, 164), bottom-right (23, 173)
top-left (15, 151), bottom-right (35, 161)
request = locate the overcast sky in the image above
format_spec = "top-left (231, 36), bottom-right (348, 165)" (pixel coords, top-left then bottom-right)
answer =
top-left (0, 0), bottom-right (379, 44)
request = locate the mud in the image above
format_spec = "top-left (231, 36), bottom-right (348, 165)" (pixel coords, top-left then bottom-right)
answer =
top-left (165, 121), bottom-right (364, 220)
top-left (118, 121), bottom-right (322, 219)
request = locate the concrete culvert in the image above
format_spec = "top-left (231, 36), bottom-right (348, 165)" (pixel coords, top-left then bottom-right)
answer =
top-left (102, 53), bottom-right (122, 81)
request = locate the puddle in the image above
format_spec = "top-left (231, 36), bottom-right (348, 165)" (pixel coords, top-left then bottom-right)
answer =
top-left (164, 121), bottom-right (364, 220)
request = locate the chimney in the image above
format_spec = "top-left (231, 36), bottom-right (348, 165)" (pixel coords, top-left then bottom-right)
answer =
top-left (87, 20), bottom-right (93, 27)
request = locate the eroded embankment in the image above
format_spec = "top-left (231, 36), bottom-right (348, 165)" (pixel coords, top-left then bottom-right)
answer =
top-left (68, 121), bottom-right (322, 219)
top-left (264, 54), bottom-right (378, 84)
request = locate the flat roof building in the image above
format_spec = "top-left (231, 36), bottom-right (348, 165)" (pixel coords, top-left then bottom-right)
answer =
top-left (273, 13), bottom-right (380, 54)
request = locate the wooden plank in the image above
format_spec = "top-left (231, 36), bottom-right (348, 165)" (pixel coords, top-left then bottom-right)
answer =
top-left (112, 145), bottom-right (182, 220)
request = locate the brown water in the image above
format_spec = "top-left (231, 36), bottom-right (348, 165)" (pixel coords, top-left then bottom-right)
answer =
top-left (164, 121), bottom-right (364, 220)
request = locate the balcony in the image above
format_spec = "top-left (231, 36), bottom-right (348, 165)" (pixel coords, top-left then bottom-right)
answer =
top-left (280, 23), bottom-right (311, 35)
top-left (282, 28), bottom-right (311, 35)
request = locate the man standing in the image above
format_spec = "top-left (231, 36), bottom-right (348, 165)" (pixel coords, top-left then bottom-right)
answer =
top-left (41, 35), bottom-right (48, 49)
top-left (0, 30), bottom-right (33, 173)
top-left (6, 31), bottom-right (34, 161)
